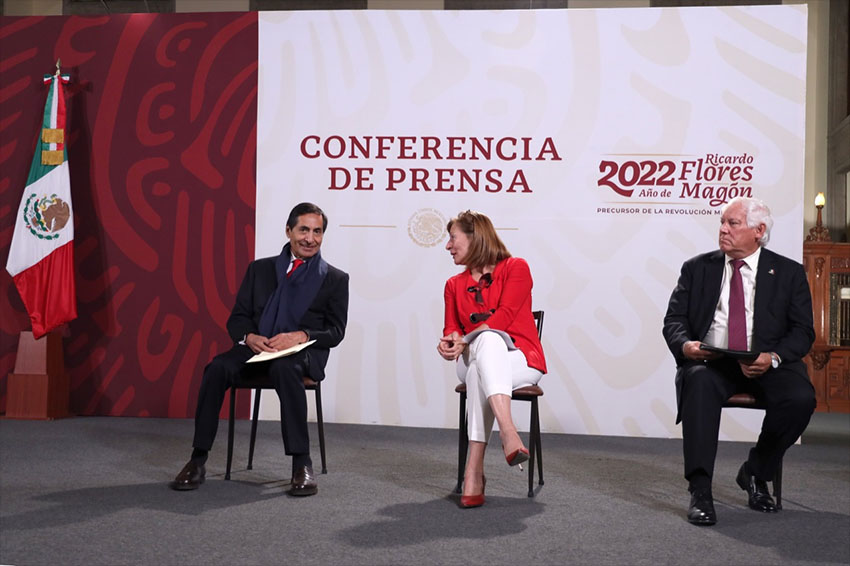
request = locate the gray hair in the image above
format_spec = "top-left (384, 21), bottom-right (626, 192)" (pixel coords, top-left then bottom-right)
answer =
top-left (722, 196), bottom-right (773, 246)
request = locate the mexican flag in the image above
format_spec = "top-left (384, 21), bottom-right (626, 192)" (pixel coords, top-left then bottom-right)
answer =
top-left (5, 72), bottom-right (77, 339)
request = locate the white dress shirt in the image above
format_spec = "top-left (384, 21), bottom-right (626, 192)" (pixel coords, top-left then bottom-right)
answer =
top-left (703, 246), bottom-right (761, 350)
top-left (286, 254), bottom-right (302, 275)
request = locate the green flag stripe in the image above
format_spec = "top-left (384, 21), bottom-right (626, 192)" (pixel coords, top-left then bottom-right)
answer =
top-left (27, 78), bottom-right (62, 186)
top-left (42, 79), bottom-right (55, 129)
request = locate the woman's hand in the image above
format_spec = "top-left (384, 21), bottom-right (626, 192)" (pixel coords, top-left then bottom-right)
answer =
top-left (438, 331), bottom-right (466, 361)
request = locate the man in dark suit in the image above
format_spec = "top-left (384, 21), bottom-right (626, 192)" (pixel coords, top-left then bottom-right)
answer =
top-left (171, 202), bottom-right (349, 496)
top-left (663, 196), bottom-right (815, 525)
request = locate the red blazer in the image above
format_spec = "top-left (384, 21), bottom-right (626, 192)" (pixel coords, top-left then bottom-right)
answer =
top-left (443, 257), bottom-right (546, 374)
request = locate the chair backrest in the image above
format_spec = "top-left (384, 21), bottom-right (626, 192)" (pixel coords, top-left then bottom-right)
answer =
top-left (532, 310), bottom-right (544, 340)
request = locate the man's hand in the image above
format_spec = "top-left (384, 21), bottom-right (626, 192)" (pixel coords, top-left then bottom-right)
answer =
top-left (245, 333), bottom-right (276, 354)
top-left (438, 331), bottom-right (466, 361)
top-left (268, 331), bottom-right (308, 352)
top-left (682, 341), bottom-right (721, 362)
top-left (739, 352), bottom-right (772, 378)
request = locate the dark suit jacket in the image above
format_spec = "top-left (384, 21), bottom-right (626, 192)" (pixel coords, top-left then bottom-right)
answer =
top-left (662, 248), bottom-right (814, 420)
top-left (225, 256), bottom-right (349, 381)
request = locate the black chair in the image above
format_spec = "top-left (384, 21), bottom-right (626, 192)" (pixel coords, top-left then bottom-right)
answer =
top-left (454, 310), bottom-right (545, 498)
top-left (724, 392), bottom-right (783, 509)
top-left (225, 375), bottom-right (327, 480)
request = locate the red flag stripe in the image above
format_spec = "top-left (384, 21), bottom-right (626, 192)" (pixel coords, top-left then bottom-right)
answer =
top-left (11, 241), bottom-right (77, 339)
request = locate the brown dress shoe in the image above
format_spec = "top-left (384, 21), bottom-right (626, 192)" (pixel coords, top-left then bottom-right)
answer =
top-left (170, 460), bottom-right (205, 491)
top-left (289, 465), bottom-right (318, 496)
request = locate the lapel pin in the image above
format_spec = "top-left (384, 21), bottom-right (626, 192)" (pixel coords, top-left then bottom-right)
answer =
top-left (768, 269), bottom-right (775, 275)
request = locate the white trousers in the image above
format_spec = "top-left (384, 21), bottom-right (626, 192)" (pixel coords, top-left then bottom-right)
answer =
top-left (457, 331), bottom-right (543, 443)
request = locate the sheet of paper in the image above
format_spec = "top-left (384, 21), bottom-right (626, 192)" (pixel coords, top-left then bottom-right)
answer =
top-left (245, 339), bottom-right (316, 364)
top-left (462, 328), bottom-right (517, 351)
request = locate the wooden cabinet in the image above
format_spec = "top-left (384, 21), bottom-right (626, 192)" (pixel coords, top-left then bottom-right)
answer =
top-left (803, 241), bottom-right (850, 413)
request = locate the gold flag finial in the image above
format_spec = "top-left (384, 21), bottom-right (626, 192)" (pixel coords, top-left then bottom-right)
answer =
top-left (55, 59), bottom-right (61, 77)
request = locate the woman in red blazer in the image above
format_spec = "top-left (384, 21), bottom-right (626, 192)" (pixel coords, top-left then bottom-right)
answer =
top-left (437, 210), bottom-right (546, 508)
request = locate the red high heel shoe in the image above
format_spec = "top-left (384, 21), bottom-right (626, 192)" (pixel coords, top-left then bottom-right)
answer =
top-left (459, 476), bottom-right (486, 508)
top-left (505, 446), bottom-right (529, 467)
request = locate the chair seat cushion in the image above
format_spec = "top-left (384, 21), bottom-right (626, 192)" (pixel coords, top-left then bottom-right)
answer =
top-left (512, 385), bottom-right (544, 398)
top-left (455, 383), bottom-right (543, 397)
top-left (724, 392), bottom-right (765, 409)
top-left (232, 375), bottom-right (318, 389)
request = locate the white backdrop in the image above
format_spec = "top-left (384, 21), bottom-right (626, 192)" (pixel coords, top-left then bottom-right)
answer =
top-left (255, 5), bottom-right (808, 440)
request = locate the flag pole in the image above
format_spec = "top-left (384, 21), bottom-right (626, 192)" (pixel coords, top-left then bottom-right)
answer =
top-left (5, 63), bottom-right (75, 419)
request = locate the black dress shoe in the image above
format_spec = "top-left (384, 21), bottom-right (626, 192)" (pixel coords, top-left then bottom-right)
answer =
top-left (736, 462), bottom-right (778, 513)
top-left (170, 460), bottom-right (205, 491)
top-left (688, 488), bottom-right (717, 526)
top-left (289, 465), bottom-right (318, 496)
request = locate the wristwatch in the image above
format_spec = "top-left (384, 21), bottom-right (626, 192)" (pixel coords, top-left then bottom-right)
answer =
top-left (769, 353), bottom-right (781, 369)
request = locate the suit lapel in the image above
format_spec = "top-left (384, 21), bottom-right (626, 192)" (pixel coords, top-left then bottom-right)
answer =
top-left (705, 251), bottom-right (725, 308)
top-left (753, 248), bottom-right (777, 335)
top-left (699, 251), bottom-right (725, 338)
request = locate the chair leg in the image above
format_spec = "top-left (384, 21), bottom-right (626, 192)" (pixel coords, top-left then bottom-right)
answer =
top-left (526, 398), bottom-right (538, 497)
top-left (526, 428), bottom-right (534, 496)
top-left (534, 400), bottom-right (544, 486)
top-left (248, 389), bottom-right (262, 471)
top-left (226, 387), bottom-right (236, 481)
top-left (315, 382), bottom-right (327, 474)
top-left (455, 392), bottom-right (468, 494)
top-left (773, 457), bottom-right (783, 510)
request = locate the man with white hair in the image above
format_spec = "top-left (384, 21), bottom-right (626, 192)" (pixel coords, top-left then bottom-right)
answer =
top-left (663, 196), bottom-right (816, 526)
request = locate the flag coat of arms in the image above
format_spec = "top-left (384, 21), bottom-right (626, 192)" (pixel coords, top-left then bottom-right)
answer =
top-left (5, 71), bottom-right (77, 339)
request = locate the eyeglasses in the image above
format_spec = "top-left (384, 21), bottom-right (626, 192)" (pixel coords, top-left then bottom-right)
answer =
top-left (467, 273), bottom-right (493, 323)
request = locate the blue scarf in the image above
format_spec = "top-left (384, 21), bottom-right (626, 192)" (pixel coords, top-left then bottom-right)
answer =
top-left (258, 243), bottom-right (328, 338)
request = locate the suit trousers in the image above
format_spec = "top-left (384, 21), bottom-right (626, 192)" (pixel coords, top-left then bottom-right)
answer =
top-left (457, 331), bottom-right (542, 444)
top-left (192, 345), bottom-right (311, 456)
top-left (679, 358), bottom-right (815, 487)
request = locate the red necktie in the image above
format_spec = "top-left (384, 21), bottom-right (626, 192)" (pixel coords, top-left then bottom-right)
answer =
top-left (287, 258), bottom-right (304, 278)
top-left (728, 259), bottom-right (747, 350)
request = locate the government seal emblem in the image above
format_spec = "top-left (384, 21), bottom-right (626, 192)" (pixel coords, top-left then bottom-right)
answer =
top-left (23, 193), bottom-right (70, 240)
top-left (407, 208), bottom-right (446, 248)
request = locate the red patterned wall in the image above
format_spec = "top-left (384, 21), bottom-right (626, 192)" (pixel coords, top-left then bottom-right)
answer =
top-left (0, 12), bottom-right (258, 417)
